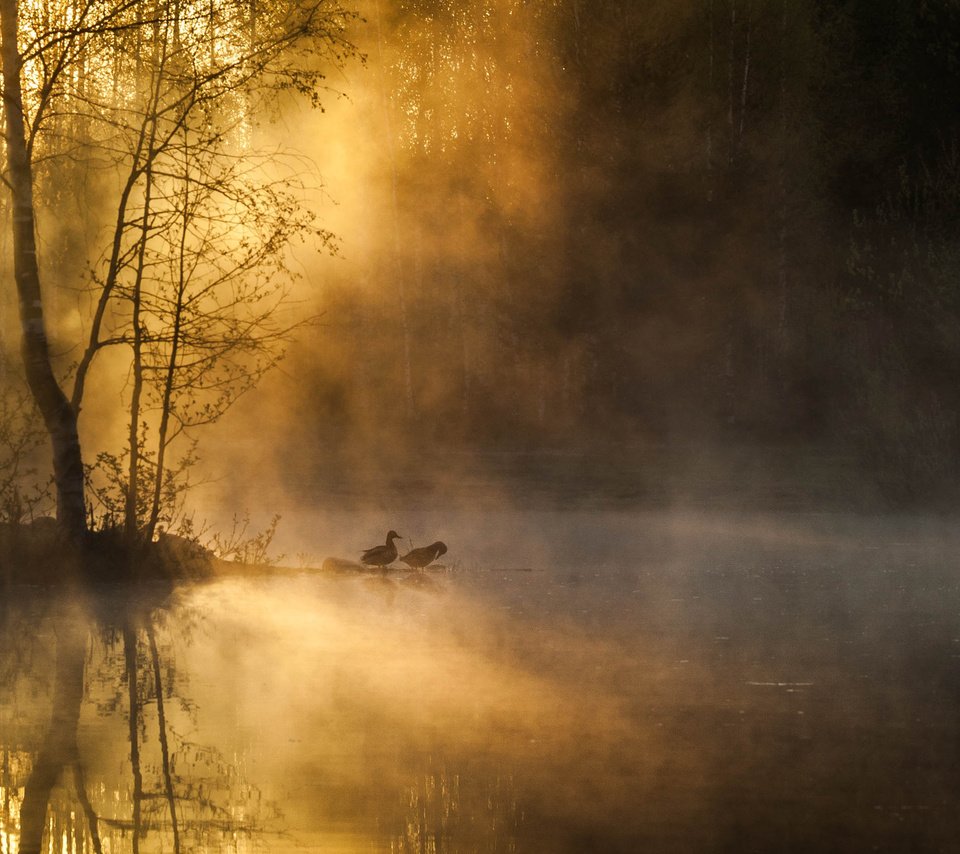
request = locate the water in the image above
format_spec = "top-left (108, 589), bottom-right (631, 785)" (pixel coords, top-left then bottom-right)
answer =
top-left (3, 510), bottom-right (960, 852)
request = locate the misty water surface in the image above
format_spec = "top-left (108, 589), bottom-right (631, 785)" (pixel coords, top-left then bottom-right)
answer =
top-left (2, 510), bottom-right (960, 852)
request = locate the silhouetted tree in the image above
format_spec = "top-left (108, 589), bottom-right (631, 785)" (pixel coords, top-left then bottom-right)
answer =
top-left (0, 0), bottom-right (357, 542)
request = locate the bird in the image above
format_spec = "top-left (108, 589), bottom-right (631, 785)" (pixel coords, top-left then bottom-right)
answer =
top-left (360, 530), bottom-right (402, 568)
top-left (399, 541), bottom-right (447, 570)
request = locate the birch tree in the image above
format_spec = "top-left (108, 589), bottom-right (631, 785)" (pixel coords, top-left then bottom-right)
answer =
top-left (0, 0), bottom-right (88, 537)
top-left (0, 0), bottom-right (356, 542)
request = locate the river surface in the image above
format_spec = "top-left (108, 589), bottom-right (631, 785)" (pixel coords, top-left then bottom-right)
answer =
top-left (2, 510), bottom-right (960, 852)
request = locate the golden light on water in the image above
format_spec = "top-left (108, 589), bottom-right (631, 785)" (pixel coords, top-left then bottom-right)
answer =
top-left (3, 512), bottom-right (960, 850)
top-left (0, 564), bottom-right (678, 853)
top-left (1, 774), bottom-right (24, 854)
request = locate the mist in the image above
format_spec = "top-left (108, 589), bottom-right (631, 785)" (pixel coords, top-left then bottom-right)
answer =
top-left (163, 0), bottom-right (960, 522)
top-left (4, 0), bottom-right (958, 513)
top-left (3, 1), bottom-right (960, 852)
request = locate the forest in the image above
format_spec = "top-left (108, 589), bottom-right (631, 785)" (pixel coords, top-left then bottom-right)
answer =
top-left (3, 0), bottom-right (960, 541)
top-left (3, 4), bottom-right (960, 852)
top-left (281, 0), bottom-right (960, 507)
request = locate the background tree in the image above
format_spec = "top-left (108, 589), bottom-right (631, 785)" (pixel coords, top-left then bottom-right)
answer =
top-left (272, 0), bottom-right (960, 506)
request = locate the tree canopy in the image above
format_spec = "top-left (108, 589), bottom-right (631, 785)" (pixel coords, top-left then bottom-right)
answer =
top-left (0, 0), bottom-right (358, 536)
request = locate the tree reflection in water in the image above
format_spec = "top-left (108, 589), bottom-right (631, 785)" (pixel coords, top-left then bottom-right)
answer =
top-left (390, 761), bottom-right (522, 854)
top-left (0, 576), bottom-right (527, 854)
top-left (0, 578), bottom-right (275, 854)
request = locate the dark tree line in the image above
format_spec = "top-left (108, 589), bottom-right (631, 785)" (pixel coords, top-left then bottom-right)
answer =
top-left (289, 0), bottom-right (960, 502)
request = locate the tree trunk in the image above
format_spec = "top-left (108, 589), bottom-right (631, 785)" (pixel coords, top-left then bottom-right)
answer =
top-left (738, 5), bottom-right (751, 146)
top-left (777, 0), bottom-right (790, 345)
top-left (0, 0), bottom-right (86, 538)
top-left (372, 0), bottom-right (415, 421)
top-left (727, 0), bottom-right (736, 139)
top-left (147, 139), bottom-right (189, 542)
top-left (17, 607), bottom-right (87, 854)
top-left (706, 0), bottom-right (715, 199)
top-left (127, 2), bottom-right (167, 541)
top-left (148, 624), bottom-right (182, 853)
top-left (71, 761), bottom-right (104, 854)
top-left (126, 164), bottom-right (153, 540)
top-left (124, 623), bottom-right (143, 854)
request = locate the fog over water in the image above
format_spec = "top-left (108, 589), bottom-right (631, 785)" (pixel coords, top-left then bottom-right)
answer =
top-left (4, 512), bottom-right (960, 852)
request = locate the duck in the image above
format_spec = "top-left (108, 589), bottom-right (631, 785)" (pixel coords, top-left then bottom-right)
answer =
top-left (361, 530), bottom-right (402, 568)
top-left (399, 541), bottom-right (447, 570)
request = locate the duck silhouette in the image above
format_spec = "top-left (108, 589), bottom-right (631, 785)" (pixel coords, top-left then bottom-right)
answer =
top-left (399, 541), bottom-right (447, 570)
top-left (361, 530), bottom-right (402, 568)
